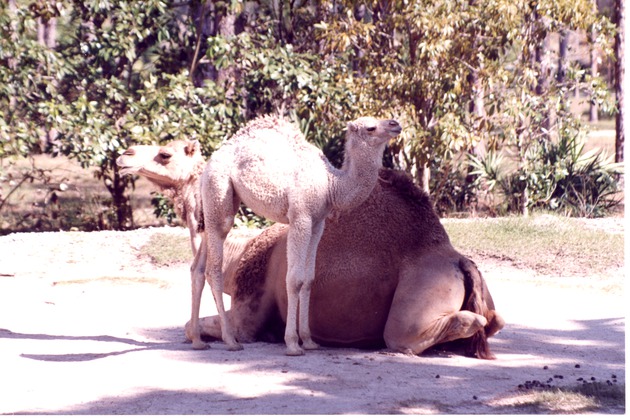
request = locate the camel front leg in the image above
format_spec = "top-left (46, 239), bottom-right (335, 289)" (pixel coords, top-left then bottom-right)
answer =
top-left (297, 219), bottom-right (325, 351)
top-left (284, 217), bottom-right (314, 356)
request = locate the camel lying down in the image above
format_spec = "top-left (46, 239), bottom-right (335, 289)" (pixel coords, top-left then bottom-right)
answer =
top-left (190, 169), bottom-right (505, 358)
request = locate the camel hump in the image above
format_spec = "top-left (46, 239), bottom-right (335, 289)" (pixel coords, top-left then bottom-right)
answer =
top-left (458, 257), bottom-right (495, 360)
top-left (231, 114), bottom-right (304, 145)
top-left (233, 224), bottom-right (287, 300)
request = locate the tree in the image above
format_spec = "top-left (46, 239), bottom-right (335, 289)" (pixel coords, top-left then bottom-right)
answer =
top-left (1, 0), bottom-right (621, 230)
top-left (614, 0), bottom-right (624, 163)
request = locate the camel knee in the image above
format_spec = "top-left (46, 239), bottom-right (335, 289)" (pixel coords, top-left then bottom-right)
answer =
top-left (286, 269), bottom-right (312, 294)
top-left (484, 310), bottom-right (505, 337)
top-left (384, 311), bottom-right (488, 355)
top-left (445, 311), bottom-right (487, 342)
top-left (197, 316), bottom-right (222, 340)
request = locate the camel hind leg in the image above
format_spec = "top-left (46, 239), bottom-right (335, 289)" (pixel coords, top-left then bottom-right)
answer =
top-left (385, 309), bottom-right (487, 356)
top-left (205, 225), bottom-right (243, 351)
top-left (189, 171), bottom-right (243, 351)
top-left (187, 237), bottom-right (209, 349)
top-left (383, 255), bottom-right (490, 357)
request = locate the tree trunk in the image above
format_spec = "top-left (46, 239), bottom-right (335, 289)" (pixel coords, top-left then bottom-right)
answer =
top-left (418, 163), bottom-right (431, 194)
top-left (521, 188), bottom-right (529, 217)
top-left (590, 0), bottom-right (599, 123)
top-left (530, 3), bottom-right (556, 144)
top-left (614, 0), bottom-right (625, 163)
top-left (189, 1), bottom-right (216, 86)
top-left (535, 27), bottom-right (554, 142)
top-left (37, 14), bottom-right (58, 153)
top-left (352, 3), bottom-right (366, 77)
top-left (109, 165), bottom-right (134, 230)
top-left (557, 29), bottom-right (568, 84)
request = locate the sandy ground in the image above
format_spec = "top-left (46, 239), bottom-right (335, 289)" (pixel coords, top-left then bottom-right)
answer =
top-left (0, 225), bottom-right (625, 415)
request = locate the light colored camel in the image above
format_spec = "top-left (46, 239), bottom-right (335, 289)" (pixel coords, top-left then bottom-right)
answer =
top-left (190, 169), bottom-right (505, 359)
top-left (116, 140), bottom-right (205, 255)
top-left (117, 140), bottom-right (503, 357)
top-left (189, 115), bottom-right (402, 355)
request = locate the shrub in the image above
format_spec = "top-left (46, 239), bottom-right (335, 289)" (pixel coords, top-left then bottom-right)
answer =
top-left (469, 134), bottom-right (623, 217)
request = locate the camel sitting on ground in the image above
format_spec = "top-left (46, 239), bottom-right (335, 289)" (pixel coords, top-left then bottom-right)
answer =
top-left (190, 115), bottom-right (402, 355)
top-left (116, 140), bottom-right (205, 255)
top-left (117, 139), bottom-right (504, 357)
top-left (191, 168), bottom-right (505, 359)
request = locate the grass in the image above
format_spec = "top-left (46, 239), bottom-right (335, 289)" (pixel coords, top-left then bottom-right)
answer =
top-left (587, 118), bottom-right (617, 132)
top-left (140, 232), bottom-right (191, 266)
top-left (397, 380), bottom-right (625, 414)
top-left (491, 381), bottom-right (625, 414)
top-left (52, 276), bottom-right (171, 288)
top-left (442, 214), bottom-right (624, 277)
top-left (138, 214), bottom-right (625, 281)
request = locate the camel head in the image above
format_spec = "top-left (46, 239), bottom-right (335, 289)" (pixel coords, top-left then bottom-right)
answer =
top-left (116, 140), bottom-right (204, 188)
top-left (346, 117), bottom-right (402, 149)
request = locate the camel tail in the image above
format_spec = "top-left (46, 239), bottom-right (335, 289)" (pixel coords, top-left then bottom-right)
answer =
top-left (459, 258), bottom-right (495, 360)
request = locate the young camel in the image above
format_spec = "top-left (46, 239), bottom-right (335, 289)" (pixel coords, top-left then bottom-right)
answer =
top-left (189, 115), bottom-right (402, 355)
top-left (116, 140), bottom-right (205, 255)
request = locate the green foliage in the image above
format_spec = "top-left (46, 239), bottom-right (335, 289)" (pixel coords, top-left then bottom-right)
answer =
top-left (469, 132), bottom-right (624, 216)
top-left (205, 17), bottom-right (360, 166)
top-left (315, 0), bottom-right (617, 198)
top-left (150, 192), bottom-right (177, 224)
top-left (0, 0), bottom-right (622, 232)
top-left (0, 2), bottom-right (66, 158)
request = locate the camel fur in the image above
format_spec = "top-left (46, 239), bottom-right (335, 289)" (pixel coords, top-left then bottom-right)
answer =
top-left (190, 115), bottom-right (402, 355)
top-left (116, 140), bottom-right (205, 255)
top-left (190, 169), bottom-right (505, 359)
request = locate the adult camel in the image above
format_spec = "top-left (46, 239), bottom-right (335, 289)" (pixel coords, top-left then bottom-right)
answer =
top-left (191, 168), bottom-right (505, 359)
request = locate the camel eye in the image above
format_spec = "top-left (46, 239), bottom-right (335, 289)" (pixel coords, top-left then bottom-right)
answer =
top-left (366, 126), bottom-right (376, 132)
top-left (159, 152), bottom-right (172, 160)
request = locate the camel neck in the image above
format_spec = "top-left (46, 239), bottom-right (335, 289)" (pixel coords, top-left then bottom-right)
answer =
top-left (330, 142), bottom-right (385, 211)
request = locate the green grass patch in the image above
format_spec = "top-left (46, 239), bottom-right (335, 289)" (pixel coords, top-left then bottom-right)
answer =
top-left (52, 276), bottom-right (170, 288)
top-left (501, 382), bottom-right (625, 414)
top-left (443, 215), bottom-right (624, 276)
top-left (587, 118), bottom-right (616, 131)
top-left (139, 216), bottom-right (624, 278)
top-left (140, 232), bottom-right (191, 266)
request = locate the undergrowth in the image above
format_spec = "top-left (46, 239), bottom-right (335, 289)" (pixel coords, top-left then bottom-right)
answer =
top-left (442, 214), bottom-right (623, 276)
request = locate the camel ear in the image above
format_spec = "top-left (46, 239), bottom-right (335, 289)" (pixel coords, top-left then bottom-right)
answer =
top-left (347, 121), bottom-right (358, 132)
top-left (185, 140), bottom-right (200, 157)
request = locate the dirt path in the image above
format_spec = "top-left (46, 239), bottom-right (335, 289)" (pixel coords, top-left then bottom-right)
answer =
top-left (0, 226), bottom-right (624, 414)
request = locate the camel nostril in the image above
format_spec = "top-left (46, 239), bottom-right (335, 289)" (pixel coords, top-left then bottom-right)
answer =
top-left (123, 149), bottom-right (135, 156)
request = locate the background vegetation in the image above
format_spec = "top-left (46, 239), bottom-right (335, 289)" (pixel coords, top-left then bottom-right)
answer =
top-left (138, 214), bottom-right (624, 282)
top-left (0, 0), bottom-right (625, 232)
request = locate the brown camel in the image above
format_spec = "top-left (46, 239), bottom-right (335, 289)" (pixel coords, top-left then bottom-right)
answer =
top-left (191, 115), bottom-right (402, 355)
top-left (116, 140), bottom-right (205, 255)
top-left (191, 168), bottom-right (505, 358)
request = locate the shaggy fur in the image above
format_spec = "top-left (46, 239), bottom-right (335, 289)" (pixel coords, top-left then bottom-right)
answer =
top-left (191, 168), bottom-right (505, 359)
top-left (189, 115), bottom-right (402, 355)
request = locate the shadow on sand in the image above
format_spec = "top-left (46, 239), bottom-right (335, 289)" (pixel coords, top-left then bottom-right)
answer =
top-left (2, 316), bottom-right (624, 415)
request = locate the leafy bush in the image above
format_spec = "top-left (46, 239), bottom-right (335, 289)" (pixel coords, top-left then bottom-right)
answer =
top-left (469, 133), bottom-right (623, 217)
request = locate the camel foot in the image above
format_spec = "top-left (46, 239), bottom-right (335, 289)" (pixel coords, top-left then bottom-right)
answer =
top-left (226, 342), bottom-right (244, 351)
top-left (285, 346), bottom-right (305, 356)
top-left (192, 339), bottom-right (210, 350)
top-left (302, 339), bottom-right (320, 351)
